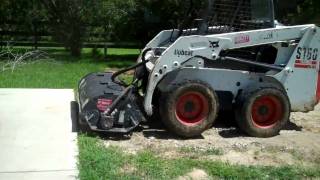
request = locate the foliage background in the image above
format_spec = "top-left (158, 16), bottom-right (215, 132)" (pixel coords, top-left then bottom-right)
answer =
top-left (0, 0), bottom-right (319, 56)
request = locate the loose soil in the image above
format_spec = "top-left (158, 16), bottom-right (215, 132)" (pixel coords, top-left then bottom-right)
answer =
top-left (103, 106), bottom-right (320, 167)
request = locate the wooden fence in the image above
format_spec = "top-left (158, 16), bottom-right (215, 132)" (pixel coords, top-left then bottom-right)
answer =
top-left (0, 21), bottom-right (142, 56)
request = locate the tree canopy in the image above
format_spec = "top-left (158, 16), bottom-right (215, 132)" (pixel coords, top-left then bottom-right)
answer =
top-left (1, 0), bottom-right (319, 56)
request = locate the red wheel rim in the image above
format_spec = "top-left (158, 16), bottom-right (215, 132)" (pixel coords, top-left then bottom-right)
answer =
top-left (175, 91), bottom-right (209, 126)
top-left (251, 95), bottom-right (283, 128)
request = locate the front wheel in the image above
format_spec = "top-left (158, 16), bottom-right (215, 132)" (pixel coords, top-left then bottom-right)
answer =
top-left (159, 81), bottom-right (219, 137)
top-left (235, 88), bottom-right (290, 137)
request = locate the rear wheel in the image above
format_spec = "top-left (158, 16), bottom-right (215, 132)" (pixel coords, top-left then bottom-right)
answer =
top-left (235, 88), bottom-right (290, 137)
top-left (160, 81), bottom-right (219, 137)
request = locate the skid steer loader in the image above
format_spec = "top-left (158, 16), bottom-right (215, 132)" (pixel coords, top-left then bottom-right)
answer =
top-left (77, 0), bottom-right (320, 138)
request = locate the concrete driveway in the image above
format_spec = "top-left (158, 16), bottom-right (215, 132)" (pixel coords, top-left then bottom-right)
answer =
top-left (0, 89), bottom-right (78, 180)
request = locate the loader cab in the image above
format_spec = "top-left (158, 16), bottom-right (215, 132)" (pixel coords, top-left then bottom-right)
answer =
top-left (250, 0), bottom-right (275, 28)
top-left (181, 0), bottom-right (275, 36)
top-left (193, 0), bottom-right (280, 73)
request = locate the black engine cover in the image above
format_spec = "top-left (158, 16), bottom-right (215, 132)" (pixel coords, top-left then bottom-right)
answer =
top-left (78, 72), bottom-right (144, 133)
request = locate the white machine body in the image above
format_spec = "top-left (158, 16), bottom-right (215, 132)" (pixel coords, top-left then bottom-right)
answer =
top-left (139, 24), bottom-right (320, 115)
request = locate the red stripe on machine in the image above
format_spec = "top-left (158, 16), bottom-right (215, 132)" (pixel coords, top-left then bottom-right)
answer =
top-left (294, 63), bottom-right (314, 68)
top-left (316, 72), bottom-right (320, 103)
top-left (294, 59), bottom-right (318, 69)
top-left (315, 62), bottom-right (320, 103)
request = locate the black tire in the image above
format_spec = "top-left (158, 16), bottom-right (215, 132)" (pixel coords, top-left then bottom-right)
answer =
top-left (70, 101), bottom-right (79, 132)
top-left (235, 88), bottom-right (290, 137)
top-left (159, 81), bottom-right (219, 137)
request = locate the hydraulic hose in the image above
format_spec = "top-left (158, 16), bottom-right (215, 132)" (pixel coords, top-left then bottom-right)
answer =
top-left (111, 48), bottom-right (153, 87)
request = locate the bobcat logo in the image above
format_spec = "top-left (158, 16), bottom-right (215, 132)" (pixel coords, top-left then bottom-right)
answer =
top-left (174, 49), bottom-right (194, 57)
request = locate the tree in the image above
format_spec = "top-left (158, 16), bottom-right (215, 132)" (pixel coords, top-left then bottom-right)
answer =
top-left (2, 0), bottom-right (319, 58)
top-left (40, 0), bottom-right (90, 57)
top-left (296, 0), bottom-right (320, 25)
top-left (40, 0), bottom-right (137, 56)
top-left (132, 0), bottom-right (194, 43)
top-left (89, 0), bottom-right (137, 42)
top-left (0, 0), bottom-right (47, 33)
top-left (275, 0), bottom-right (320, 25)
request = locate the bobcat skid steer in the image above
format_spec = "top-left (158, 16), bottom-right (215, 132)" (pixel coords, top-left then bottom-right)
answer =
top-left (77, 0), bottom-right (320, 137)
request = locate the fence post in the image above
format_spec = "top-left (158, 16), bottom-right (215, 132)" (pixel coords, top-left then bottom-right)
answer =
top-left (104, 44), bottom-right (108, 60)
top-left (0, 32), bottom-right (2, 50)
top-left (33, 21), bottom-right (38, 50)
top-left (104, 26), bottom-right (108, 60)
top-left (0, 24), bottom-right (3, 50)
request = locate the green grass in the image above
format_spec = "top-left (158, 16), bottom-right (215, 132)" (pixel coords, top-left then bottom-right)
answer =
top-left (0, 48), bottom-right (138, 89)
top-left (78, 135), bottom-right (320, 180)
top-left (1, 47), bottom-right (320, 179)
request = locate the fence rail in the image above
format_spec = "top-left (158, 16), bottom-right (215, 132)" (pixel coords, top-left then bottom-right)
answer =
top-left (0, 21), bottom-right (142, 56)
